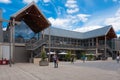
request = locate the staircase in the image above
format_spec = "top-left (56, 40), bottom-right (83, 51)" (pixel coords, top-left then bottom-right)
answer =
top-left (26, 39), bottom-right (47, 50)
top-left (106, 45), bottom-right (114, 57)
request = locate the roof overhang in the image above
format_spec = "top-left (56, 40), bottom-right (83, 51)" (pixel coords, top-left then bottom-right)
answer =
top-left (106, 25), bottom-right (117, 39)
top-left (10, 2), bottom-right (51, 33)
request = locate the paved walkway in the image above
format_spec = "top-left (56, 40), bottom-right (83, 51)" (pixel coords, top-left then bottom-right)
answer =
top-left (0, 60), bottom-right (120, 80)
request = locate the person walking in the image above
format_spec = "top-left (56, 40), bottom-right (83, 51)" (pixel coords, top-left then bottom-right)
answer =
top-left (53, 54), bottom-right (59, 68)
top-left (71, 55), bottom-right (75, 64)
top-left (82, 55), bottom-right (86, 63)
top-left (116, 55), bottom-right (120, 63)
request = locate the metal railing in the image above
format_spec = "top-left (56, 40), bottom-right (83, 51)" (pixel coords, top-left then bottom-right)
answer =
top-left (45, 43), bottom-right (97, 49)
top-left (26, 39), bottom-right (47, 50)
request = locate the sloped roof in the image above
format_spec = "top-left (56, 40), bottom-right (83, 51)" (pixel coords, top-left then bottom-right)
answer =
top-left (44, 27), bottom-right (83, 39)
top-left (10, 2), bottom-right (50, 33)
top-left (44, 25), bottom-right (117, 39)
top-left (83, 25), bottom-right (114, 39)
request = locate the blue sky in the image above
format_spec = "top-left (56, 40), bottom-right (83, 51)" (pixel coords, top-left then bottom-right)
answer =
top-left (0, 0), bottom-right (120, 37)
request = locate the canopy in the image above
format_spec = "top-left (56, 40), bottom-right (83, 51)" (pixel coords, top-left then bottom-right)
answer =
top-left (47, 52), bottom-right (56, 55)
top-left (58, 52), bottom-right (68, 55)
top-left (10, 2), bottom-right (51, 33)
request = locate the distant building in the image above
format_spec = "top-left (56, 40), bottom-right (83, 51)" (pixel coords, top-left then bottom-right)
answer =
top-left (0, 2), bottom-right (119, 62)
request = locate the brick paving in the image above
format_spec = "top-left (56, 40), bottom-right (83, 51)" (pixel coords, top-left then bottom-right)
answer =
top-left (0, 60), bottom-right (120, 80)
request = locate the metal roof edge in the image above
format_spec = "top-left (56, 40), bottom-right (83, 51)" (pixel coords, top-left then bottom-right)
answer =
top-left (105, 25), bottom-right (112, 36)
top-left (11, 1), bottom-right (35, 18)
top-left (10, 1), bottom-right (51, 26)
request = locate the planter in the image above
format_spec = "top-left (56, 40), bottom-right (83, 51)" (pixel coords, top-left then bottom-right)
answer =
top-left (39, 60), bottom-right (49, 66)
top-left (33, 58), bottom-right (41, 64)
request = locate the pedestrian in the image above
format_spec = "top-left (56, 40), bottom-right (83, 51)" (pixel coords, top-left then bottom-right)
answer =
top-left (71, 55), bottom-right (75, 64)
top-left (82, 55), bottom-right (86, 63)
top-left (53, 54), bottom-right (59, 68)
top-left (116, 55), bottom-right (120, 63)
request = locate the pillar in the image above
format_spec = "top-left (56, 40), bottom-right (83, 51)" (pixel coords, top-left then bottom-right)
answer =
top-left (104, 36), bottom-right (107, 58)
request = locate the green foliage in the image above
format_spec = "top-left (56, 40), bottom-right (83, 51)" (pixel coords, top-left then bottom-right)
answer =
top-left (86, 54), bottom-right (94, 61)
top-left (40, 49), bottom-right (47, 61)
top-left (65, 51), bottom-right (71, 61)
top-left (81, 52), bottom-right (86, 60)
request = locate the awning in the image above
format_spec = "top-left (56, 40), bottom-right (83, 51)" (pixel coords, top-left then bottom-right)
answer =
top-left (58, 52), bottom-right (68, 55)
top-left (47, 52), bottom-right (56, 55)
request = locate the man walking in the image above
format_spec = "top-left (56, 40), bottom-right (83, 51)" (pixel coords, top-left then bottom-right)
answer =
top-left (53, 54), bottom-right (59, 68)
top-left (116, 55), bottom-right (120, 63)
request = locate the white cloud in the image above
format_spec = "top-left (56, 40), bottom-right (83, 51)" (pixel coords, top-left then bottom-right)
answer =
top-left (65, 4), bottom-right (78, 8)
top-left (43, 0), bottom-right (51, 3)
top-left (65, 0), bottom-right (79, 14)
top-left (67, 8), bottom-right (79, 14)
top-left (115, 8), bottom-right (120, 16)
top-left (22, 0), bottom-right (39, 4)
top-left (3, 27), bottom-right (7, 31)
top-left (104, 8), bottom-right (120, 32)
top-left (48, 13), bottom-right (90, 30)
top-left (65, 0), bottom-right (77, 8)
top-left (0, 0), bottom-right (11, 4)
top-left (73, 25), bottom-right (102, 32)
top-left (77, 14), bottom-right (91, 22)
top-left (73, 7), bottom-right (120, 36)
top-left (117, 34), bottom-right (120, 37)
top-left (48, 17), bottom-right (72, 29)
top-left (47, 0), bottom-right (90, 31)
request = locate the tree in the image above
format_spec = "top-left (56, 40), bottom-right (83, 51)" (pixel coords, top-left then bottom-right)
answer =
top-left (40, 49), bottom-right (47, 61)
top-left (39, 48), bottom-right (48, 66)
top-left (65, 51), bottom-right (71, 61)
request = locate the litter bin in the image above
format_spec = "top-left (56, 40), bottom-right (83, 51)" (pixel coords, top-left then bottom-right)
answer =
top-left (0, 60), bottom-right (2, 65)
top-left (2, 60), bottom-right (9, 65)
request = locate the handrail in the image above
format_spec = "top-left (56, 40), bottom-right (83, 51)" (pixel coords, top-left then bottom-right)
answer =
top-left (26, 39), bottom-right (47, 50)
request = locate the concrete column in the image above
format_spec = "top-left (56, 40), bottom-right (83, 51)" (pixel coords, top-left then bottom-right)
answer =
top-left (104, 36), bottom-right (107, 58)
top-left (9, 18), bottom-right (15, 67)
top-left (95, 38), bottom-right (98, 56)
top-left (0, 9), bottom-right (3, 42)
top-left (0, 43), bottom-right (3, 60)
top-left (48, 26), bottom-right (51, 62)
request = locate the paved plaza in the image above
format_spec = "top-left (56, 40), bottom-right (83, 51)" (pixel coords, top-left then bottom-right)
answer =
top-left (0, 60), bottom-right (120, 80)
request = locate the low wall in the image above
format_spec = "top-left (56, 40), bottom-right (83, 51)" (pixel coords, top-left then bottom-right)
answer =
top-left (33, 58), bottom-right (41, 64)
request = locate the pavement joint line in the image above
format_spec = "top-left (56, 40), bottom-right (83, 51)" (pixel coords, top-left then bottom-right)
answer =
top-left (15, 65), bottom-right (42, 80)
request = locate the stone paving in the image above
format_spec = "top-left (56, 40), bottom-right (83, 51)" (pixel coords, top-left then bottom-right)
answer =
top-left (0, 60), bottom-right (120, 80)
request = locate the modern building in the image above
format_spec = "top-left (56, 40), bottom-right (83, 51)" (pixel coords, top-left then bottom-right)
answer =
top-left (0, 2), bottom-right (119, 63)
top-left (43, 25), bottom-right (117, 60)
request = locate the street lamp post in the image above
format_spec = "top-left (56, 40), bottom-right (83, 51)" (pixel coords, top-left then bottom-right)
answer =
top-left (48, 26), bottom-right (51, 62)
top-left (0, 17), bottom-right (19, 67)
top-left (9, 18), bottom-right (15, 67)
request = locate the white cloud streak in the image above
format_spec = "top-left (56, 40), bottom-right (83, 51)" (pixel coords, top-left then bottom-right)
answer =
top-left (67, 8), bottom-right (79, 14)
top-left (77, 14), bottom-right (90, 22)
top-left (0, 0), bottom-right (11, 4)
top-left (48, 17), bottom-right (72, 29)
top-left (22, 0), bottom-right (39, 4)
top-left (65, 0), bottom-right (79, 14)
top-left (48, 13), bottom-right (90, 30)
top-left (104, 8), bottom-right (120, 32)
top-left (43, 0), bottom-right (51, 3)
top-left (73, 7), bottom-right (120, 37)
top-left (48, 0), bottom-right (90, 30)
top-left (73, 25), bottom-right (102, 32)
top-left (3, 27), bottom-right (7, 31)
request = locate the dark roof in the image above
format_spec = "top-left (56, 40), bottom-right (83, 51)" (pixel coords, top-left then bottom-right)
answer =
top-left (10, 2), bottom-right (50, 33)
top-left (44, 25), bottom-right (117, 39)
